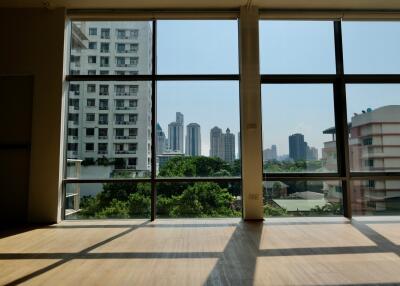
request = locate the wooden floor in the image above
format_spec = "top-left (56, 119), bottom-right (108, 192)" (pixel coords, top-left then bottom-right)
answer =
top-left (1, 217), bottom-right (400, 286)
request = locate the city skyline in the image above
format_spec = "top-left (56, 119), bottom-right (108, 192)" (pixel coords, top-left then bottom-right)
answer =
top-left (158, 111), bottom-right (237, 161)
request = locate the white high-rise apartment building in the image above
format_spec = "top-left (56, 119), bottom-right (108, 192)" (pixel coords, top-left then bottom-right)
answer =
top-left (168, 112), bottom-right (184, 153)
top-left (67, 22), bottom-right (152, 173)
top-left (185, 123), bottom-right (201, 156)
top-left (322, 105), bottom-right (400, 214)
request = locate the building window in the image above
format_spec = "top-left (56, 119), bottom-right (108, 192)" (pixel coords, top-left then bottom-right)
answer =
top-left (89, 42), bottom-right (97, 49)
top-left (129, 114), bottom-right (137, 123)
top-left (98, 143), bottom-right (108, 154)
top-left (85, 143), bottom-right (94, 152)
top-left (87, 84), bottom-right (96, 93)
top-left (101, 28), bottom-right (110, 39)
top-left (86, 113), bottom-right (95, 122)
top-left (116, 57), bottom-right (125, 67)
top-left (363, 137), bottom-right (373, 146)
top-left (86, 128), bottom-right (95, 137)
top-left (100, 56), bottom-right (109, 67)
top-left (100, 70), bottom-right (109, 75)
top-left (68, 128), bottom-right (78, 137)
top-left (89, 28), bottom-right (97, 36)
top-left (129, 99), bottom-right (137, 107)
top-left (115, 128), bottom-right (124, 137)
top-left (100, 42), bottom-right (109, 53)
top-left (99, 99), bottom-right (108, 110)
top-left (366, 159), bottom-right (374, 167)
top-left (128, 143), bottom-right (137, 152)
top-left (88, 56), bottom-right (97, 64)
top-left (88, 70), bottom-right (96, 75)
top-left (87, 99), bottom-right (95, 107)
top-left (67, 143), bottom-right (78, 151)
top-left (129, 128), bottom-right (137, 137)
top-left (99, 128), bottom-right (108, 139)
top-left (70, 84), bottom-right (80, 95)
top-left (99, 114), bottom-right (108, 125)
top-left (99, 85), bottom-right (109, 96)
top-left (128, 158), bottom-right (137, 166)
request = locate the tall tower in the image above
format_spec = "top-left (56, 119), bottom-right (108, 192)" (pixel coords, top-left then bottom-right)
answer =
top-left (185, 123), bottom-right (201, 156)
top-left (168, 112), bottom-right (184, 153)
top-left (223, 128), bottom-right (235, 163)
top-left (210, 126), bottom-right (223, 158)
top-left (289, 133), bottom-right (307, 161)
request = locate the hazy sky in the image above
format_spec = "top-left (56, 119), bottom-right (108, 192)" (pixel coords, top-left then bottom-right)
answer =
top-left (155, 20), bottom-right (400, 157)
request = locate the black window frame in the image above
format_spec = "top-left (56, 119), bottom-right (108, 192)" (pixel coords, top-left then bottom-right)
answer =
top-left (260, 20), bottom-right (400, 218)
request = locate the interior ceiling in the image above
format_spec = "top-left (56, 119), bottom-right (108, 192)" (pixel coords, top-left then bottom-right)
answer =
top-left (3, 0), bottom-right (400, 10)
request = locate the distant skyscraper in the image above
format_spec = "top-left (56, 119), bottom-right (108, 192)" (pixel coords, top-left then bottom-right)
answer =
top-left (210, 127), bottom-right (235, 162)
top-left (237, 132), bottom-right (241, 159)
top-left (176, 112), bottom-right (184, 125)
top-left (185, 123), bottom-right (201, 156)
top-left (210, 127), bottom-right (223, 158)
top-left (168, 112), bottom-right (184, 153)
top-left (156, 123), bottom-right (167, 155)
top-left (263, 144), bottom-right (278, 161)
top-left (289, 133), bottom-right (307, 161)
top-left (223, 128), bottom-right (235, 163)
top-left (307, 146), bottom-right (318, 160)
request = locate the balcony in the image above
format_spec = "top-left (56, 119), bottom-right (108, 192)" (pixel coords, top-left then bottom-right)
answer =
top-left (98, 121), bottom-right (108, 125)
top-left (98, 150), bottom-right (108, 155)
top-left (69, 91), bottom-right (80, 96)
top-left (116, 92), bottom-right (136, 97)
top-left (115, 150), bottom-right (136, 154)
top-left (115, 121), bottom-right (136, 125)
top-left (99, 92), bottom-right (109, 96)
top-left (99, 106), bottom-right (109, 110)
top-left (98, 136), bottom-right (108, 140)
top-left (69, 106), bottom-right (79, 112)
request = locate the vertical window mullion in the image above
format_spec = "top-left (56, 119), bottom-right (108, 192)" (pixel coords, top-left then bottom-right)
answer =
top-left (333, 20), bottom-right (352, 218)
top-left (151, 20), bottom-right (157, 221)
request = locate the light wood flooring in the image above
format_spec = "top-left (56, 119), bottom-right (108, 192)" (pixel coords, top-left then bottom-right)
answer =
top-left (1, 216), bottom-right (400, 286)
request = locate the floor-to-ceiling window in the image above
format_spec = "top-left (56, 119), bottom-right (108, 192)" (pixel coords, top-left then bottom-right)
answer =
top-left (64, 19), bottom-right (241, 220)
top-left (260, 19), bottom-right (400, 217)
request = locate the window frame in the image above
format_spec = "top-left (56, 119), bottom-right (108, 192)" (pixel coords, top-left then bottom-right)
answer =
top-left (64, 18), bottom-right (242, 221)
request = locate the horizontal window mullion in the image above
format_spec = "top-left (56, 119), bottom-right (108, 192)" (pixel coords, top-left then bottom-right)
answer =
top-left (155, 177), bottom-right (241, 183)
top-left (66, 74), bottom-right (240, 82)
top-left (344, 74), bottom-right (400, 83)
top-left (63, 177), bottom-right (242, 184)
top-left (155, 74), bottom-right (240, 81)
top-left (349, 172), bottom-right (400, 180)
top-left (264, 173), bottom-right (343, 181)
top-left (66, 75), bottom-right (153, 81)
top-left (260, 74), bottom-right (337, 84)
top-left (64, 178), bottom-right (151, 184)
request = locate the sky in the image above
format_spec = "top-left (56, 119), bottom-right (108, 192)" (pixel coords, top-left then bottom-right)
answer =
top-left (153, 20), bottom-right (400, 157)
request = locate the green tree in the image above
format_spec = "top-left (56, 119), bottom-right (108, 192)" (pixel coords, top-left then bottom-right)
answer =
top-left (170, 182), bottom-right (240, 218)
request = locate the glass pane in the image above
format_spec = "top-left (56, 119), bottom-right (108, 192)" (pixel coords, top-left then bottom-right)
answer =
top-left (156, 182), bottom-right (241, 218)
top-left (66, 81), bottom-right (151, 179)
top-left (346, 84), bottom-right (400, 172)
top-left (69, 21), bottom-right (152, 75)
top-left (343, 22), bottom-right (400, 74)
top-left (64, 182), bottom-right (151, 219)
top-left (262, 84), bottom-right (337, 173)
top-left (264, 180), bottom-right (343, 217)
top-left (156, 81), bottom-right (241, 177)
top-left (157, 20), bottom-right (238, 74)
top-left (352, 180), bottom-right (400, 216)
top-left (259, 20), bottom-right (335, 74)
